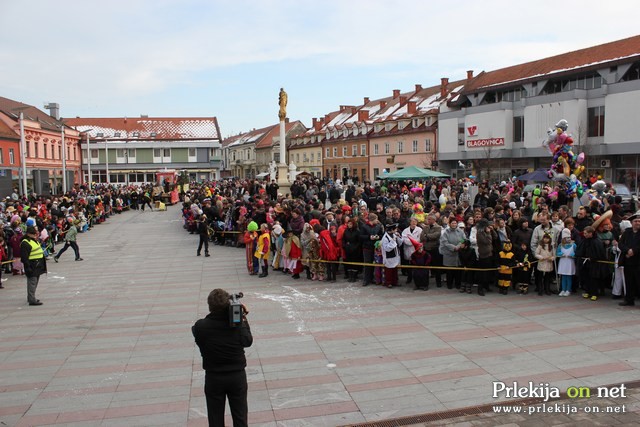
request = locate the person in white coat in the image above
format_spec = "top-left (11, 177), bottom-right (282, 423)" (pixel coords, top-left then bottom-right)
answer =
top-left (382, 223), bottom-right (403, 288)
top-left (402, 218), bottom-right (423, 285)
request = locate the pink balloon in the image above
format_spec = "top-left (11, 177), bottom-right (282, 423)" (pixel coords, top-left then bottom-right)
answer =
top-left (576, 152), bottom-right (585, 165)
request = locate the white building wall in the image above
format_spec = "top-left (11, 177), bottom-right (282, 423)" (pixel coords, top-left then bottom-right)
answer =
top-left (523, 99), bottom-right (587, 148)
top-left (605, 90), bottom-right (640, 144)
top-left (438, 118), bottom-right (459, 153)
top-left (463, 110), bottom-right (512, 150)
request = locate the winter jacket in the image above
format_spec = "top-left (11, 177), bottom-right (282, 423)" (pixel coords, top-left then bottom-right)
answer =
top-left (192, 311), bottom-right (252, 373)
top-left (439, 227), bottom-right (465, 267)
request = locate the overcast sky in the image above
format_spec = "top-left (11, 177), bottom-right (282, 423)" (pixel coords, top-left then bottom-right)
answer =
top-left (1, 0), bottom-right (638, 137)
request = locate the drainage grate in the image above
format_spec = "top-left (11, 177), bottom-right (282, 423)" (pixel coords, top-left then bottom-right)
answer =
top-left (340, 380), bottom-right (640, 427)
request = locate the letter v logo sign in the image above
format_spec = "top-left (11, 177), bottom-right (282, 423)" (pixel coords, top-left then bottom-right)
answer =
top-left (467, 126), bottom-right (477, 136)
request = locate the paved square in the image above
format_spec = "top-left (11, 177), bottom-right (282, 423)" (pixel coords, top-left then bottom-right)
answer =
top-left (1, 206), bottom-right (639, 426)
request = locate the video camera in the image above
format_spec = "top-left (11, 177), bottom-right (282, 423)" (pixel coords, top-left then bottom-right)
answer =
top-left (229, 292), bottom-right (246, 327)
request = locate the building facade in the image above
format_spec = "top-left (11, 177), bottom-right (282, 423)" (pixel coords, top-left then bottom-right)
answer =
top-left (438, 35), bottom-right (640, 190)
top-left (0, 96), bottom-right (82, 194)
top-left (291, 84), bottom-right (460, 183)
top-left (65, 116), bottom-right (222, 184)
top-left (221, 121), bottom-right (306, 180)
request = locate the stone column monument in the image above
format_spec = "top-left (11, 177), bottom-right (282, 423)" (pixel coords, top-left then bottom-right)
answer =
top-left (276, 88), bottom-right (291, 195)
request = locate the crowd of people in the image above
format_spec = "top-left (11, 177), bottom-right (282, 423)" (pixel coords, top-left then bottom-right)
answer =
top-left (181, 176), bottom-right (640, 307)
top-left (0, 183), bottom-right (157, 304)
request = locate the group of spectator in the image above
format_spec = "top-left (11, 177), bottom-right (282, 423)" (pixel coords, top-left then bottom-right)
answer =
top-left (181, 175), bottom-right (640, 307)
top-left (0, 183), bottom-right (157, 302)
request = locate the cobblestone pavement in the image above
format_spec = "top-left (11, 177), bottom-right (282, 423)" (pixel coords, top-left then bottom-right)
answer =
top-left (0, 205), bottom-right (639, 426)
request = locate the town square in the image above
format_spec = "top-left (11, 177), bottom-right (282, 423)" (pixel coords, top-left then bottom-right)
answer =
top-left (1, 1), bottom-right (640, 426)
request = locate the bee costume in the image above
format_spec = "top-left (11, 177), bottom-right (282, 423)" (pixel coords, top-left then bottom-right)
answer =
top-left (498, 241), bottom-right (516, 295)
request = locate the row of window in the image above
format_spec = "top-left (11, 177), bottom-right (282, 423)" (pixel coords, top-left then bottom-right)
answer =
top-left (25, 142), bottom-right (79, 161)
top-left (326, 168), bottom-right (368, 181)
top-left (460, 106), bottom-right (606, 145)
top-left (323, 139), bottom-right (432, 158)
top-left (321, 118), bottom-right (432, 141)
top-left (292, 152), bottom-right (322, 164)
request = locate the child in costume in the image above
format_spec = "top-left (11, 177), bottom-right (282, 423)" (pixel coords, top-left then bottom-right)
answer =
top-left (308, 236), bottom-right (323, 280)
top-left (498, 240), bottom-right (516, 295)
top-left (244, 221), bottom-right (259, 275)
top-left (556, 228), bottom-right (576, 296)
top-left (373, 240), bottom-right (384, 285)
top-left (513, 240), bottom-right (532, 295)
top-left (409, 237), bottom-right (431, 290)
top-left (271, 223), bottom-right (284, 271)
top-left (255, 224), bottom-right (271, 278)
top-left (458, 238), bottom-right (477, 294)
top-left (535, 233), bottom-right (555, 295)
top-left (284, 229), bottom-right (303, 279)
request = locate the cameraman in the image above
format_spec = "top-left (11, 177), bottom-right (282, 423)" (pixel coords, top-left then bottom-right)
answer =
top-left (192, 289), bottom-right (253, 427)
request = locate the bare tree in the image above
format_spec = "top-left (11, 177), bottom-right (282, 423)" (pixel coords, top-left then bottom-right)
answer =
top-left (481, 145), bottom-right (494, 181)
top-left (573, 120), bottom-right (593, 178)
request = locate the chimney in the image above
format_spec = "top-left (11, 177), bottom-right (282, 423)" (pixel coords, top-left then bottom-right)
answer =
top-left (440, 77), bottom-right (449, 97)
top-left (313, 118), bottom-right (322, 131)
top-left (44, 103), bottom-right (60, 120)
top-left (324, 114), bottom-right (330, 123)
top-left (340, 105), bottom-right (346, 111)
top-left (351, 106), bottom-right (357, 115)
top-left (415, 84), bottom-right (423, 92)
top-left (393, 89), bottom-right (400, 99)
top-left (363, 97), bottom-right (370, 104)
top-left (407, 101), bottom-right (417, 115)
top-left (285, 118), bottom-right (290, 123)
top-left (399, 96), bottom-right (408, 106)
top-left (379, 100), bottom-right (387, 109)
top-left (467, 70), bottom-right (474, 80)
top-left (358, 110), bottom-right (370, 122)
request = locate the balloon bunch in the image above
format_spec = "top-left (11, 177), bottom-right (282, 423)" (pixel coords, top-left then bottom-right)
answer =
top-left (542, 119), bottom-right (587, 198)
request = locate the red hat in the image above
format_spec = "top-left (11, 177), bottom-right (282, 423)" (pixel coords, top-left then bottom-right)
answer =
top-left (341, 205), bottom-right (352, 212)
top-left (408, 236), bottom-right (422, 251)
top-left (309, 219), bottom-right (321, 227)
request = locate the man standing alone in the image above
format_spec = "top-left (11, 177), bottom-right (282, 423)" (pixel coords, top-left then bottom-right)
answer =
top-left (21, 226), bottom-right (47, 306)
top-left (618, 211), bottom-right (640, 306)
top-left (193, 289), bottom-right (253, 426)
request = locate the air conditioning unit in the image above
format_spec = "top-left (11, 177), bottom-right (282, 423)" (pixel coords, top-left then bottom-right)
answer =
top-left (601, 159), bottom-right (611, 168)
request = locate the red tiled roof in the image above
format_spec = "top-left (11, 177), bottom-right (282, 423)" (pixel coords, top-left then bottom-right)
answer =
top-left (463, 34), bottom-right (640, 93)
top-left (0, 118), bottom-right (19, 140)
top-left (0, 96), bottom-right (65, 132)
top-left (64, 117), bottom-right (221, 140)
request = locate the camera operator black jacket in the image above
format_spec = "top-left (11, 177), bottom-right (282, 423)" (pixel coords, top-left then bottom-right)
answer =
top-left (192, 311), bottom-right (253, 373)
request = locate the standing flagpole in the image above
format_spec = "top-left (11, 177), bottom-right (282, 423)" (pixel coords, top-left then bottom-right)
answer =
top-left (61, 126), bottom-right (67, 193)
top-left (19, 112), bottom-right (28, 196)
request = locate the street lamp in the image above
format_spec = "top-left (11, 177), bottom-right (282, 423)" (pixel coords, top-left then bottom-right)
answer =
top-left (105, 136), bottom-right (109, 185)
top-left (82, 129), bottom-right (93, 186)
top-left (19, 111), bottom-right (28, 196)
top-left (61, 125), bottom-right (67, 193)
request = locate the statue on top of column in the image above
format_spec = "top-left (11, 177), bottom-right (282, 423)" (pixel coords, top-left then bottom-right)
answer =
top-left (278, 88), bottom-right (287, 121)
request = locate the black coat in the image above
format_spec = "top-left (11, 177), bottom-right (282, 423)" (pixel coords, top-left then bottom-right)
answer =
top-left (192, 311), bottom-right (253, 373)
top-left (618, 228), bottom-right (640, 267)
top-left (576, 237), bottom-right (608, 278)
top-left (343, 227), bottom-right (363, 261)
top-left (360, 221), bottom-right (384, 250)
